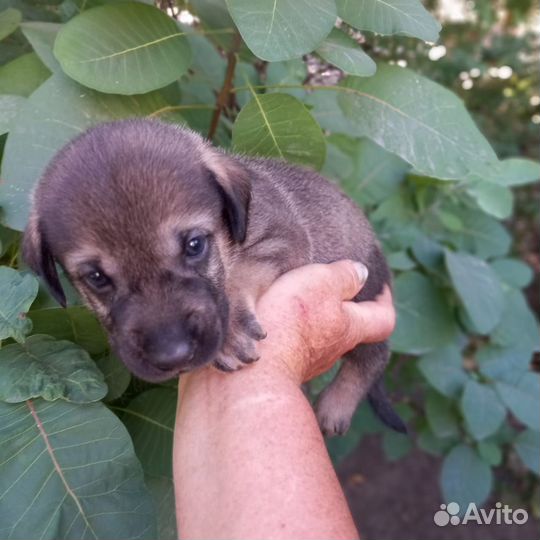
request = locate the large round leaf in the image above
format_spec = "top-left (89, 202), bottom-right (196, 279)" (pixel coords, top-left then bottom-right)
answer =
top-left (0, 335), bottom-right (107, 403)
top-left (0, 399), bottom-right (156, 540)
top-left (226, 0), bottom-right (336, 61)
top-left (232, 93), bottom-right (326, 169)
top-left (334, 65), bottom-right (498, 179)
top-left (496, 373), bottom-right (540, 431)
top-left (491, 290), bottom-right (539, 356)
top-left (460, 380), bottom-right (506, 441)
top-left (441, 444), bottom-right (493, 509)
top-left (54, 2), bottom-right (192, 94)
top-left (391, 271), bottom-right (459, 354)
top-left (0, 74), bottom-right (176, 231)
top-left (444, 250), bottom-right (505, 334)
top-left (336, 0), bottom-right (441, 43)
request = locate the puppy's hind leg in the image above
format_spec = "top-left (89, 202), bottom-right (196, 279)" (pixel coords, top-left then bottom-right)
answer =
top-left (315, 342), bottom-right (407, 436)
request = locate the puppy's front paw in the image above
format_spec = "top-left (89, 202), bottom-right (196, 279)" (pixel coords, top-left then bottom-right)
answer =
top-left (213, 311), bottom-right (266, 372)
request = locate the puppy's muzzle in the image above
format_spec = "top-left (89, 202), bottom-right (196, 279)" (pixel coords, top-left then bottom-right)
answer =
top-left (142, 324), bottom-right (194, 371)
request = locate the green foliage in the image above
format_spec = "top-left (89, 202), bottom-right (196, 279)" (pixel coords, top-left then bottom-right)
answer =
top-left (54, 3), bottom-right (192, 94)
top-left (0, 334), bottom-right (107, 402)
top-left (0, 0), bottom-right (538, 537)
top-left (232, 92), bottom-right (326, 168)
top-left (0, 400), bottom-right (156, 540)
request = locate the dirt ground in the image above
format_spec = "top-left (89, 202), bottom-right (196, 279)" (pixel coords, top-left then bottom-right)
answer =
top-left (337, 435), bottom-right (539, 540)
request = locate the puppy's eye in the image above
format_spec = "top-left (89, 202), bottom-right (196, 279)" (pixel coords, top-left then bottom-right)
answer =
top-left (185, 235), bottom-right (207, 258)
top-left (84, 270), bottom-right (112, 290)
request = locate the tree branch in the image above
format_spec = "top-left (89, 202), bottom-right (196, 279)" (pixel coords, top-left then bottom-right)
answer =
top-left (208, 33), bottom-right (242, 140)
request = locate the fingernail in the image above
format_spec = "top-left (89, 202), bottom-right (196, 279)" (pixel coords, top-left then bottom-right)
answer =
top-left (353, 262), bottom-right (369, 285)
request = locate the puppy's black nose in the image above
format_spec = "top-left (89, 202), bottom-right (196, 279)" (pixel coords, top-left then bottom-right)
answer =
top-left (142, 325), bottom-right (194, 370)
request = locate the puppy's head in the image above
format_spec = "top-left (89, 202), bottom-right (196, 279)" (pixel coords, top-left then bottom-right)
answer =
top-left (23, 119), bottom-right (251, 381)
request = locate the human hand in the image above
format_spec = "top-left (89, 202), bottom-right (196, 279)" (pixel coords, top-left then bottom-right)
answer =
top-left (255, 260), bottom-right (396, 385)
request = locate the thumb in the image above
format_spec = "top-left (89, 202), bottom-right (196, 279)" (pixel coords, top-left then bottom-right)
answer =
top-left (341, 285), bottom-right (396, 345)
top-left (326, 260), bottom-right (369, 301)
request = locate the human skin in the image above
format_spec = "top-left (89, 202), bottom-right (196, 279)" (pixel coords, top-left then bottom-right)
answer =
top-left (173, 260), bottom-right (396, 540)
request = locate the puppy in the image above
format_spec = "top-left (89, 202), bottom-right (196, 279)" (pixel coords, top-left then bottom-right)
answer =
top-left (23, 119), bottom-right (405, 435)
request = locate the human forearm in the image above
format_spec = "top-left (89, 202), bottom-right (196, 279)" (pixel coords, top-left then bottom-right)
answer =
top-left (173, 362), bottom-right (358, 540)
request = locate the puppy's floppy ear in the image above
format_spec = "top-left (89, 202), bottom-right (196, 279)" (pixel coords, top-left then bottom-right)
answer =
top-left (203, 150), bottom-right (251, 243)
top-left (22, 212), bottom-right (67, 307)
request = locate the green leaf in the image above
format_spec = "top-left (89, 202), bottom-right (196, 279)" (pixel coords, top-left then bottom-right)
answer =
top-left (449, 208), bottom-right (511, 259)
top-left (232, 92), bottom-right (326, 169)
top-left (266, 59), bottom-right (307, 100)
top-left (441, 444), bottom-right (493, 508)
top-left (29, 305), bottom-right (108, 357)
top-left (0, 52), bottom-right (51, 97)
top-left (145, 476), bottom-right (178, 540)
top-left (0, 7), bottom-right (21, 41)
top-left (391, 271), bottom-right (459, 354)
top-left (418, 345), bottom-right (468, 398)
top-left (496, 373), bottom-right (540, 431)
top-left (336, 65), bottom-right (497, 179)
top-left (438, 210), bottom-right (464, 231)
top-left (426, 392), bottom-right (459, 439)
top-left (444, 250), bottom-right (505, 334)
top-left (180, 29), bottom-right (226, 105)
top-left (226, 0), bottom-right (336, 61)
top-left (514, 430), bottom-right (540, 475)
top-left (466, 180), bottom-right (513, 219)
top-left (54, 2), bottom-right (192, 94)
top-left (417, 426), bottom-right (456, 456)
top-left (411, 233), bottom-right (444, 271)
top-left (0, 94), bottom-right (24, 136)
top-left (95, 353), bottom-right (131, 402)
top-left (491, 258), bottom-right (533, 288)
top-left (117, 388), bottom-right (177, 478)
top-left (316, 28), bottom-right (376, 76)
top-left (0, 399), bottom-right (156, 539)
top-left (474, 157), bottom-right (540, 187)
top-left (0, 335), bottom-right (107, 403)
top-left (477, 441), bottom-right (502, 466)
top-left (338, 137), bottom-right (409, 205)
top-left (0, 267), bottom-right (39, 342)
top-left (20, 21), bottom-right (62, 72)
top-left (477, 346), bottom-right (532, 384)
top-left (0, 74), bottom-right (176, 231)
top-left (461, 380), bottom-right (506, 440)
top-left (387, 251), bottom-right (416, 270)
top-left (491, 290), bottom-right (539, 355)
top-left (336, 0), bottom-right (441, 42)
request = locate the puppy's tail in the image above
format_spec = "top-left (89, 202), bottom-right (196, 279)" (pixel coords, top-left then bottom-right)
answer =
top-left (367, 378), bottom-right (408, 434)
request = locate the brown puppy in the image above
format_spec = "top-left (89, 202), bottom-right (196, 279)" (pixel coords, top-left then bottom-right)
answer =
top-left (23, 119), bottom-right (405, 435)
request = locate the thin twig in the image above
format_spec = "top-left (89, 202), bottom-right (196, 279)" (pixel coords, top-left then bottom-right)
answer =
top-left (208, 32), bottom-right (242, 140)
